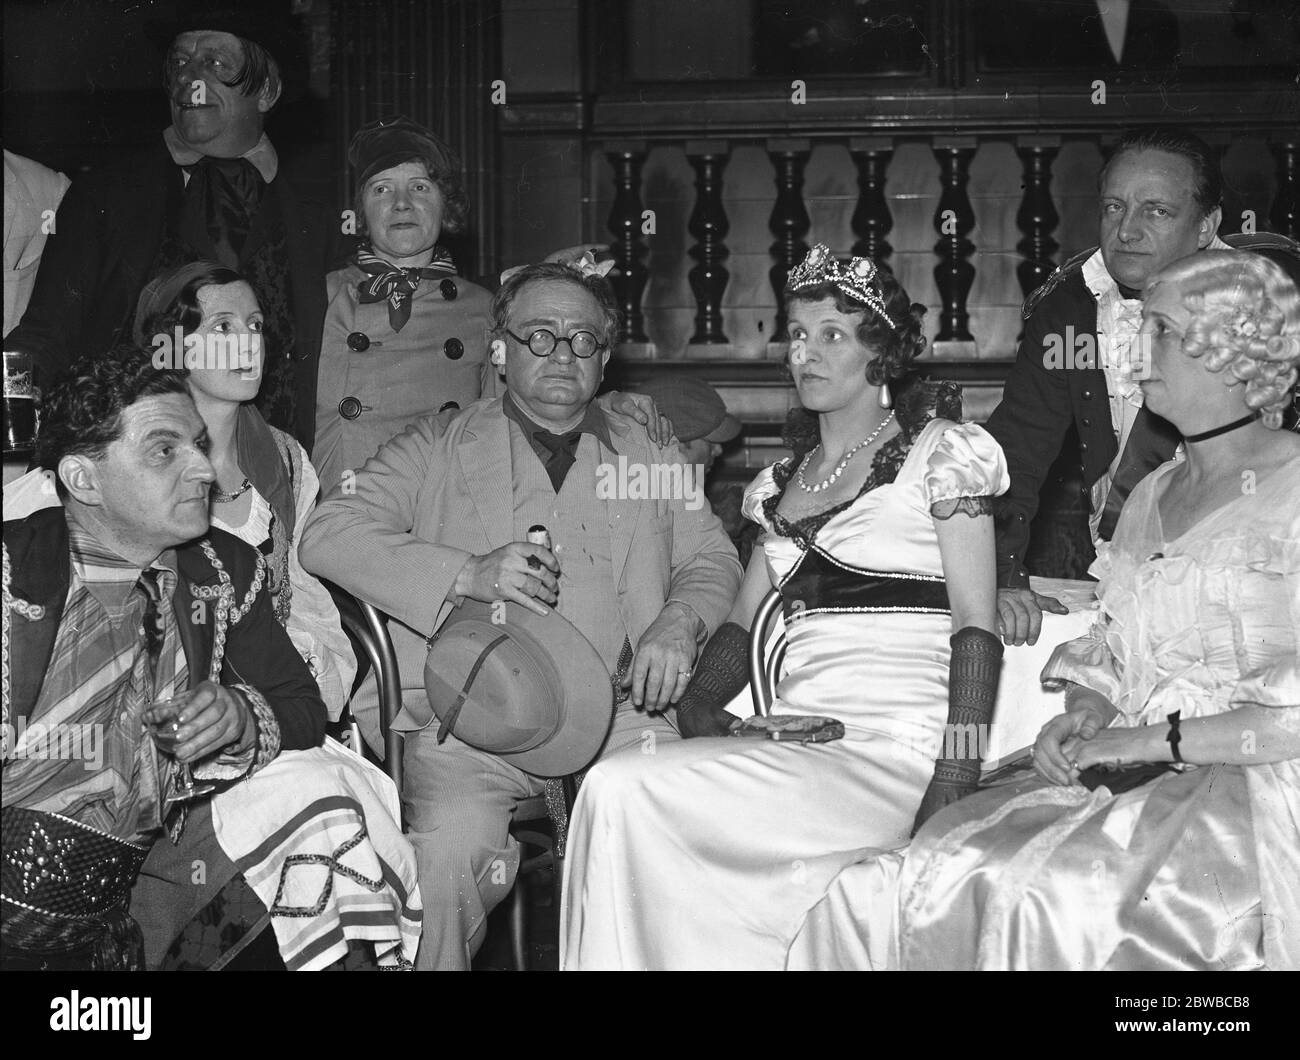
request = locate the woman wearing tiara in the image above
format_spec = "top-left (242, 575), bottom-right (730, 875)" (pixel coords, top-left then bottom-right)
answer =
top-left (561, 245), bottom-right (1009, 970)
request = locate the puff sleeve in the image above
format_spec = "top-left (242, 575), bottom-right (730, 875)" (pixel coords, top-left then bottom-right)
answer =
top-left (741, 463), bottom-right (783, 534)
top-left (922, 422), bottom-right (1010, 514)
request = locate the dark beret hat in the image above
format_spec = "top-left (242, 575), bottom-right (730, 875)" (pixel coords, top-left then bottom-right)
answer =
top-left (348, 115), bottom-right (459, 188)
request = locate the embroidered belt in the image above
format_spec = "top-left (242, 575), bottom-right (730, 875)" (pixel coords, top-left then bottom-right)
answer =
top-left (1, 806), bottom-right (149, 969)
top-left (778, 545), bottom-right (950, 620)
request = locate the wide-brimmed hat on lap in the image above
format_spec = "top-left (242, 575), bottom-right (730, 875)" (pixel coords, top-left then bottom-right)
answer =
top-left (422, 600), bottom-right (614, 777)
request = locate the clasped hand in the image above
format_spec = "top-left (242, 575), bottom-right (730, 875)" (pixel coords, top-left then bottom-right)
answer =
top-left (1032, 708), bottom-right (1146, 785)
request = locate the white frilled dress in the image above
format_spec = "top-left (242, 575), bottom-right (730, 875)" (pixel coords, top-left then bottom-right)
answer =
top-left (560, 419), bottom-right (1008, 970)
top-left (889, 459), bottom-right (1300, 971)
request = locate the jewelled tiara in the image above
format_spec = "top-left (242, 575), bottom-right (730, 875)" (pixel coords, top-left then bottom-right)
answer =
top-left (786, 244), bottom-right (897, 330)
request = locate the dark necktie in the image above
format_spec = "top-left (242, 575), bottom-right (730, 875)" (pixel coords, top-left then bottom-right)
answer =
top-left (184, 156), bottom-right (262, 268)
top-left (534, 429), bottom-right (583, 493)
top-left (137, 570), bottom-right (166, 701)
top-left (1096, 406), bottom-right (1181, 541)
top-left (139, 570), bottom-right (186, 832)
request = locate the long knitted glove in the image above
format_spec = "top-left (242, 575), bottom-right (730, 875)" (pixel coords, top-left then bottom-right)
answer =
top-left (911, 626), bottom-right (1003, 836)
top-left (675, 622), bottom-right (750, 738)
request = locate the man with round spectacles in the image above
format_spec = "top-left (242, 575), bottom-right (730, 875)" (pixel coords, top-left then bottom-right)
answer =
top-left (301, 260), bottom-right (741, 969)
top-left (504, 327), bottom-right (608, 360)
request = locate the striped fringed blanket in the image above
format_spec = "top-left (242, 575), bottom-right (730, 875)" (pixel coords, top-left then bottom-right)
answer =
top-left (210, 740), bottom-right (421, 970)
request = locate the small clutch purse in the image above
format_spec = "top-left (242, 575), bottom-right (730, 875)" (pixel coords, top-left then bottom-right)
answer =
top-left (730, 715), bottom-right (845, 744)
top-left (1076, 761), bottom-right (1176, 794)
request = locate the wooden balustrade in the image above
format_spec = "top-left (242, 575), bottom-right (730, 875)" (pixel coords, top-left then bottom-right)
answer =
top-left (1014, 136), bottom-right (1061, 300)
top-left (685, 141), bottom-right (732, 348)
top-left (766, 138), bottom-right (812, 343)
top-left (849, 137), bottom-right (895, 266)
top-left (931, 139), bottom-right (978, 349)
top-left (598, 129), bottom-right (1297, 364)
top-left (604, 143), bottom-right (650, 344)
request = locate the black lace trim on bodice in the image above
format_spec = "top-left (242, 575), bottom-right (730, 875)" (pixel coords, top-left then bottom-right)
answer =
top-left (763, 433), bottom-right (910, 548)
top-left (760, 380), bottom-right (961, 549)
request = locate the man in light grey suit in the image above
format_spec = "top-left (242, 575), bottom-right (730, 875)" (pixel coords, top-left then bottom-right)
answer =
top-left (300, 262), bottom-right (741, 969)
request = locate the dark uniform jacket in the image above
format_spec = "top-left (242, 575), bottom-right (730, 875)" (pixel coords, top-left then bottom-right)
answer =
top-left (985, 251), bottom-right (1176, 589)
top-left (985, 233), bottom-right (1287, 590)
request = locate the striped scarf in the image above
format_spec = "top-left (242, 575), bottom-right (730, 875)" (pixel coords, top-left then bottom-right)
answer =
top-left (354, 245), bottom-right (456, 333)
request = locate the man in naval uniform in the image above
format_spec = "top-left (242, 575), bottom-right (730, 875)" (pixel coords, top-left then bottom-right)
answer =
top-left (987, 125), bottom-right (1241, 646)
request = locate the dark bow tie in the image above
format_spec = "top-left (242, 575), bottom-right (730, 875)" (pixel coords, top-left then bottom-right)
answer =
top-left (533, 428), bottom-right (584, 493)
top-left (182, 156), bottom-right (263, 268)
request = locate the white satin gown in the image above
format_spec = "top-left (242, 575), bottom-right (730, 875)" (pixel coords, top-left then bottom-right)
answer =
top-left (560, 419), bottom-right (1008, 969)
top-left (890, 458), bottom-right (1300, 970)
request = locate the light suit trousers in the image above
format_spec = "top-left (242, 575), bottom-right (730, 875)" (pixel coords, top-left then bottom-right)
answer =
top-left (402, 702), bottom-right (680, 970)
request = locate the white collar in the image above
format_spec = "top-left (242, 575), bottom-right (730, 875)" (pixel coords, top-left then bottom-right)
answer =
top-left (163, 126), bottom-right (278, 184)
top-left (1082, 234), bottom-right (1234, 302)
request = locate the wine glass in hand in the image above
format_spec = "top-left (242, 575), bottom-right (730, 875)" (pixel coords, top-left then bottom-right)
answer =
top-left (144, 696), bottom-right (218, 802)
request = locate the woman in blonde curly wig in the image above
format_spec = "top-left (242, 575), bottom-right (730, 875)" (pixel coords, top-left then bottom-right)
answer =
top-left (1152, 249), bottom-right (1300, 430)
top-left (882, 248), bottom-right (1299, 971)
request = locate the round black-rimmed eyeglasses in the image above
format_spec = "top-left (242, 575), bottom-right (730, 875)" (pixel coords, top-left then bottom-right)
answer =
top-left (505, 328), bottom-right (607, 359)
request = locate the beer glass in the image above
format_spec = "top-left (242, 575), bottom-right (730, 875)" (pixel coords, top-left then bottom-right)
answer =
top-left (3, 350), bottom-right (39, 452)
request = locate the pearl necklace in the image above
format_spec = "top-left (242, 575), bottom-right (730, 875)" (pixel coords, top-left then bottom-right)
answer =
top-left (794, 411), bottom-right (895, 493)
top-left (211, 477), bottom-right (253, 503)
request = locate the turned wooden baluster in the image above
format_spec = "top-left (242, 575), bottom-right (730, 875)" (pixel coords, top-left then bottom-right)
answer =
top-left (932, 138), bottom-right (978, 344)
top-left (849, 137), bottom-right (895, 266)
top-left (686, 140), bottom-right (731, 346)
top-left (604, 143), bottom-right (650, 344)
top-left (767, 139), bottom-right (811, 341)
top-left (1015, 136), bottom-right (1060, 298)
top-left (1271, 139), bottom-right (1297, 241)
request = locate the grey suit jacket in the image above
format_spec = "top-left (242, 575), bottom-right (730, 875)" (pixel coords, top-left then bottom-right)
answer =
top-left (299, 396), bottom-right (742, 745)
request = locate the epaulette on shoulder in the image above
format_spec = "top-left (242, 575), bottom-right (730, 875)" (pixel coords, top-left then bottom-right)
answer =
top-left (1021, 247), bottom-right (1095, 321)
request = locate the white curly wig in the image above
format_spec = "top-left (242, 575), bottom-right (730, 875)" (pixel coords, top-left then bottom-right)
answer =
top-left (1150, 250), bottom-right (1300, 430)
